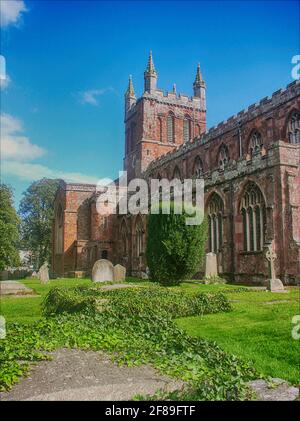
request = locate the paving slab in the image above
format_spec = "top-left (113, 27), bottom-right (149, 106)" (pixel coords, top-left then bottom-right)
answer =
top-left (0, 281), bottom-right (34, 296)
top-left (248, 378), bottom-right (299, 401)
top-left (0, 348), bottom-right (183, 401)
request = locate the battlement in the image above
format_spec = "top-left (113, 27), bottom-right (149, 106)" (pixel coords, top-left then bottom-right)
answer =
top-left (146, 80), bottom-right (300, 174)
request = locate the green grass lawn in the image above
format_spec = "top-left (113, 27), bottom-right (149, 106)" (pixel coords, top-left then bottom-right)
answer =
top-left (1, 277), bottom-right (299, 385)
top-left (176, 285), bottom-right (300, 385)
top-left (0, 277), bottom-right (92, 323)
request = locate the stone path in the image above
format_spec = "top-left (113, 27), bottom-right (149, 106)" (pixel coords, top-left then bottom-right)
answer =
top-left (248, 379), bottom-right (299, 401)
top-left (0, 349), bottom-right (183, 401)
top-left (0, 281), bottom-right (34, 296)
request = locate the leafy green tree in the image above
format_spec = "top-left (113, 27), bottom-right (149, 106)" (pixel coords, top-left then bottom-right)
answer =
top-left (146, 202), bottom-right (207, 285)
top-left (0, 185), bottom-right (20, 270)
top-left (19, 178), bottom-right (60, 269)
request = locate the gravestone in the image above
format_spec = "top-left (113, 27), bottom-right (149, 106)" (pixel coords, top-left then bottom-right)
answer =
top-left (92, 259), bottom-right (114, 283)
top-left (205, 252), bottom-right (218, 278)
top-left (38, 262), bottom-right (49, 284)
top-left (113, 264), bottom-right (126, 282)
top-left (31, 271), bottom-right (38, 279)
top-left (266, 241), bottom-right (284, 292)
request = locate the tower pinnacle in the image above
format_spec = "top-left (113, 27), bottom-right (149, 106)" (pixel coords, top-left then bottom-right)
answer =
top-left (193, 63), bottom-right (206, 110)
top-left (125, 75), bottom-right (136, 115)
top-left (144, 51), bottom-right (158, 93)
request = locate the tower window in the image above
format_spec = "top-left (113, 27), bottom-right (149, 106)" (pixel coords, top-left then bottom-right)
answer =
top-left (183, 117), bottom-right (191, 143)
top-left (167, 113), bottom-right (175, 143)
top-left (157, 117), bottom-right (163, 142)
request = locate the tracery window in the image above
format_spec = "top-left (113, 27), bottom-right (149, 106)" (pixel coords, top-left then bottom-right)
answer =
top-left (240, 183), bottom-right (266, 252)
top-left (249, 131), bottom-right (263, 156)
top-left (207, 193), bottom-right (224, 253)
top-left (193, 156), bottom-right (204, 178)
top-left (183, 116), bottom-right (191, 143)
top-left (218, 144), bottom-right (229, 170)
top-left (287, 111), bottom-right (300, 144)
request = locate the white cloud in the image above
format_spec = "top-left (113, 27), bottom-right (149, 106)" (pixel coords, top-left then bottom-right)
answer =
top-left (78, 87), bottom-right (114, 106)
top-left (0, 73), bottom-right (11, 90)
top-left (0, 0), bottom-right (27, 28)
top-left (2, 160), bottom-right (99, 184)
top-left (0, 113), bottom-right (46, 161)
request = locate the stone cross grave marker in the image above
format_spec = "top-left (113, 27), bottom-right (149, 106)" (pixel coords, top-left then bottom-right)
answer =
top-left (266, 241), bottom-right (284, 292)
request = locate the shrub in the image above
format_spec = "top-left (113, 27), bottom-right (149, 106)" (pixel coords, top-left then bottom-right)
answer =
top-left (42, 287), bottom-right (96, 316)
top-left (146, 202), bottom-right (207, 285)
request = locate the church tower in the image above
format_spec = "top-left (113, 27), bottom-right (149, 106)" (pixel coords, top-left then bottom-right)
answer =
top-left (124, 53), bottom-right (207, 180)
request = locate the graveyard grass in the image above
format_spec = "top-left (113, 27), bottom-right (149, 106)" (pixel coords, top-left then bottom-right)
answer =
top-left (1, 278), bottom-right (299, 385)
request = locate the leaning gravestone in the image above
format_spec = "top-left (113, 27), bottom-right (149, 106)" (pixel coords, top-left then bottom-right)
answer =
top-left (205, 252), bottom-right (218, 278)
top-left (92, 259), bottom-right (114, 283)
top-left (38, 262), bottom-right (49, 284)
top-left (266, 241), bottom-right (285, 292)
top-left (113, 264), bottom-right (126, 282)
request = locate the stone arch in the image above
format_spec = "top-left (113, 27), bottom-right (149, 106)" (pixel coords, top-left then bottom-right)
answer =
top-left (172, 165), bottom-right (181, 180)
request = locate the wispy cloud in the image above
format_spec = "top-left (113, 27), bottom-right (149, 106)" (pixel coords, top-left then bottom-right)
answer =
top-left (1, 112), bottom-right (99, 185)
top-left (0, 113), bottom-right (46, 161)
top-left (0, 0), bottom-right (27, 28)
top-left (0, 73), bottom-right (11, 90)
top-left (78, 87), bottom-right (115, 106)
top-left (2, 160), bottom-right (100, 184)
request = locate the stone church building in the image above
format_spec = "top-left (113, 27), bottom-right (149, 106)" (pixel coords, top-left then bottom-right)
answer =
top-left (52, 53), bottom-right (300, 284)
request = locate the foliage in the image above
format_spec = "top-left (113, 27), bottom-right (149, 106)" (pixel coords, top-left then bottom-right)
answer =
top-left (0, 285), bottom-right (259, 399)
top-left (42, 285), bottom-right (232, 317)
top-left (146, 202), bottom-right (207, 285)
top-left (19, 178), bottom-right (60, 269)
top-left (42, 287), bottom-right (97, 315)
top-left (203, 275), bottom-right (227, 284)
top-left (0, 184), bottom-right (20, 270)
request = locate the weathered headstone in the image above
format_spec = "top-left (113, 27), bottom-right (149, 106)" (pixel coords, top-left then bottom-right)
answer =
top-left (205, 252), bottom-right (218, 278)
top-left (266, 241), bottom-right (284, 292)
top-left (92, 259), bottom-right (114, 282)
top-left (113, 264), bottom-right (126, 282)
top-left (38, 262), bottom-right (49, 284)
top-left (31, 271), bottom-right (38, 279)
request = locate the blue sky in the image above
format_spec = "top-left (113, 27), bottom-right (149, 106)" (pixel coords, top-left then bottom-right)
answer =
top-left (1, 0), bottom-right (299, 206)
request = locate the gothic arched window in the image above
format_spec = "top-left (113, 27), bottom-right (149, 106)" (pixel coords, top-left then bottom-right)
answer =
top-left (167, 113), bottom-right (175, 143)
top-left (249, 130), bottom-right (263, 156)
top-left (218, 144), bottom-right (229, 170)
top-left (183, 116), bottom-right (191, 143)
top-left (193, 156), bottom-right (204, 178)
top-left (136, 217), bottom-right (144, 257)
top-left (207, 193), bottom-right (224, 253)
top-left (240, 183), bottom-right (266, 252)
top-left (287, 111), bottom-right (300, 144)
top-left (173, 165), bottom-right (181, 181)
top-left (157, 117), bottom-right (163, 142)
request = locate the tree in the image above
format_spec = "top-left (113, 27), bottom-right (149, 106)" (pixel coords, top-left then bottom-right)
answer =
top-left (19, 178), bottom-right (60, 269)
top-left (0, 185), bottom-right (20, 270)
top-left (146, 202), bottom-right (207, 285)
